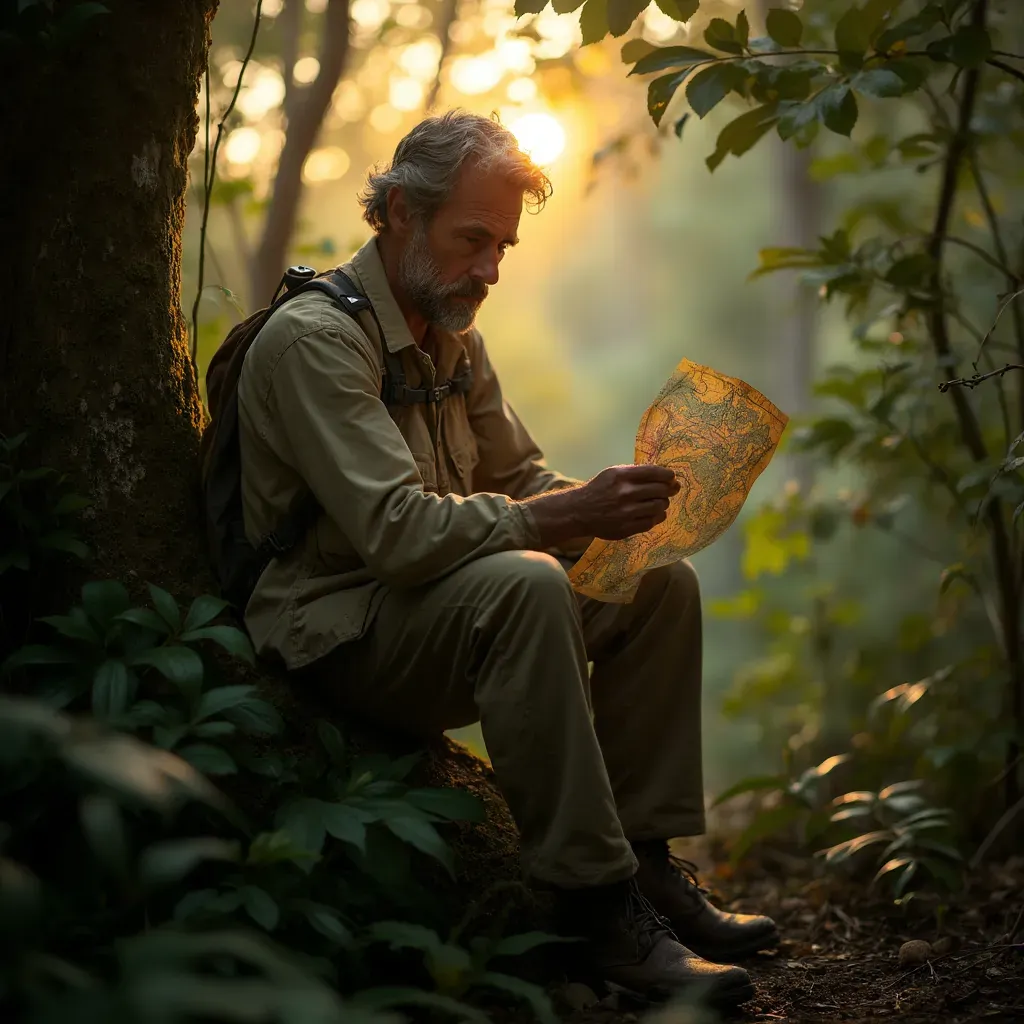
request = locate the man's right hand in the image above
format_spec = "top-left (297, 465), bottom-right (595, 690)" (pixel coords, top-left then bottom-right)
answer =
top-left (525, 465), bottom-right (680, 548)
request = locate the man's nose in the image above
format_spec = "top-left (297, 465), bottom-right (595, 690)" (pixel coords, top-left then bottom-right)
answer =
top-left (472, 252), bottom-right (500, 287)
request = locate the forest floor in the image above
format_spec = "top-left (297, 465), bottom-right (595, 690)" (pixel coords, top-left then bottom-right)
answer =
top-left (544, 841), bottom-right (1024, 1024)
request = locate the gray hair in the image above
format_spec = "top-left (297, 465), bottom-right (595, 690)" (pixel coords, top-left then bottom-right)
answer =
top-left (359, 109), bottom-right (552, 232)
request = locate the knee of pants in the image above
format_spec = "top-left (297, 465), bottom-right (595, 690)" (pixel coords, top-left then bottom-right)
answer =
top-left (640, 558), bottom-right (700, 613)
top-left (471, 550), bottom-right (577, 614)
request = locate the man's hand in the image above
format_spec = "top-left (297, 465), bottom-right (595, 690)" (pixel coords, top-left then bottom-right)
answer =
top-left (525, 465), bottom-right (680, 548)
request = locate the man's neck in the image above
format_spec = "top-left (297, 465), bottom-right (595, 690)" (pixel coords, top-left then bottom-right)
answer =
top-left (374, 233), bottom-right (429, 347)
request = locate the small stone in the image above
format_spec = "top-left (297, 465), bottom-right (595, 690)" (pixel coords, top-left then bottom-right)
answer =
top-left (898, 939), bottom-right (933, 967)
top-left (562, 982), bottom-right (599, 1011)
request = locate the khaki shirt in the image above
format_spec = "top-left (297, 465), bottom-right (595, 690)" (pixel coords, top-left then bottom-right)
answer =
top-left (238, 237), bottom-right (577, 669)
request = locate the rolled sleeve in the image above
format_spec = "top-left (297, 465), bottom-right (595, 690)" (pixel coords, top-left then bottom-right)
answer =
top-left (268, 317), bottom-right (535, 588)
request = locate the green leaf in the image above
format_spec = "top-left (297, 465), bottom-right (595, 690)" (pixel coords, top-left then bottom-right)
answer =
top-left (37, 531), bottom-right (90, 559)
top-left (876, 5), bottom-right (942, 51)
top-left (139, 837), bottom-right (239, 886)
top-left (492, 931), bottom-right (579, 957)
top-left (766, 8), bottom-right (802, 47)
top-left (731, 803), bottom-right (805, 863)
top-left (404, 787), bottom-right (486, 823)
top-left (321, 803), bottom-right (369, 853)
top-left (479, 972), bottom-right (559, 1024)
top-left (115, 607), bottom-right (173, 634)
top-left (62, 733), bottom-right (221, 811)
top-left (853, 68), bottom-right (904, 97)
top-left (384, 817), bottom-right (454, 876)
top-left (179, 743), bottom-right (238, 775)
top-left (183, 595), bottom-right (230, 632)
top-left (706, 103), bottom-right (779, 170)
top-left (299, 902), bottom-right (354, 946)
top-left (711, 775), bottom-right (786, 807)
top-left (704, 17), bottom-right (743, 54)
top-left (92, 659), bottom-right (131, 718)
top-left (148, 583), bottom-right (180, 631)
top-left (194, 684), bottom-right (255, 721)
top-left (52, 492), bottom-right (91, 515)
top-left (607, 0), bottom-right (647, 37)
top-left (579, 0), bottom-right (609, 46)
top-left (818, 83), bottom-right (858, 135)
top-left (79, 795), bottom-right (128, 876)
top-left (317, 720), bottom-right (347, 765)
top-left (513, 0), bottom-right (547, 14)
top-left (276, 798), bottom-right (327, 855)
top-left (655, 0), bottom-right (698, 21)
top-left (180, 625), bottom-right (255, 664)
top-left (629, 44), bottom-right (714, 76)
top-left (368, 921), bottom-right (446, 956)
top-left (0, 857), bottom-right (41, 929)
top-left (933, 25), bottom-right (991, 68)
top-left (129, 646), bottom-right (204, 688)
top-left (835, 4), bottom-right (870, 69)
top-left (241, 885), bottom-right (279, 931)
top-left (552, 0), bottom-right (585, 12)
top-left (40, 609), bottom-right (102, 645)
top-left (81, 581), bottom-right (130, 628)
top-left (620, 38), bottom-right (655, 64)
top-left (886, 253), bottom-right (933, 287)
top-left (352, 987), bottom-right (487, 1023)
top-left (223, 696), bottom-right (283, 736)
top-left (818, 830), bottom-right (891, 864)
top-left (2, 644), bottom-right (80, 672)
top-left (686, 62), bottom-right (747, 117)
top-left (735, 9), bottom-right (749, 48)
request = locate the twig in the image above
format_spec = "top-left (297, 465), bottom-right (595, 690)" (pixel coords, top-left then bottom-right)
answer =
top-left (988, 57), bottom-right (1024, 85)
top-left (425, 0), bottom-right (459, 111)
top-left (938, 363), bottom-right (1024, 391)
top-left (969, 793), bottom-right (1024, 868)
top-left (190, 0), bottom-right (264, 367)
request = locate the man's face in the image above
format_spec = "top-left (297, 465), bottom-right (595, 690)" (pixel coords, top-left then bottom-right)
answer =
top-left (397, 160), bottom-right (523, 333)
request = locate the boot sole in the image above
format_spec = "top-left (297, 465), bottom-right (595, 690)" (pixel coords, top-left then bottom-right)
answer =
top-left (689, 926), bottom-right (780, 964)
top-left (605, 972), bottom-right (756, 1010)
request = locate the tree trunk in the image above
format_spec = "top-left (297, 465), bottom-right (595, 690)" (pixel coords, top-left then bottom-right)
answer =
top-left (0, 1), bottom-right (525, 926)
top-left (0, 0), bottom-right (216, 592)
top-left (249, 0), bottom-right (351, 308)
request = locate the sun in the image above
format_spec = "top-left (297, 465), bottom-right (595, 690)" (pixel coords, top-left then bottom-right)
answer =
top-left (508, 112), bottom-right (566, 166)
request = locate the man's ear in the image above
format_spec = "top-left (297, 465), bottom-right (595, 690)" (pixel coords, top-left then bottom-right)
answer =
top-left (386, 186), bottom-right (411, 236)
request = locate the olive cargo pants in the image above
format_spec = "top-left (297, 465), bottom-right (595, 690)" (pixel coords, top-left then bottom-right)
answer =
top-left (320, 551), bottom-right (705, 889)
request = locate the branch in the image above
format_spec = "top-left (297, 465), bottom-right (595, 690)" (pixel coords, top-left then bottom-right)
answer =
top-left (425, 0), bottom-right (459, 112)
top-left (938, 363), bottom-right (1024, 391)
top-left (191, 0), bottom-right (263, 367)
top-left (250, 0), bottom-right (351, 308)
top-left (280, 0), bottom-right (303, 122)
top-left (987, 57), bottom-right (1024, 85)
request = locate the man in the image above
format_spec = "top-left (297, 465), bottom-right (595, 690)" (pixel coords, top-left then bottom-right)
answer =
top-left (237, 110), bottom-right (777, 1007)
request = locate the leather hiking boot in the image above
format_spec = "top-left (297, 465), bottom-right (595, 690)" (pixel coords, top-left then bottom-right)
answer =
top-left (554, 877), bottom-right (754, 1008)
top-left (632, 839), bottom-right (779, 962)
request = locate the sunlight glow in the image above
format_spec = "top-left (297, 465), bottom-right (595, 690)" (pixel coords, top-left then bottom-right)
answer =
top-left (237, 67), bottom-right (286, 120)
top-left (305, 0), bottom-right (327, 11)
top-left (389, 76), bottom-right (424, 111)
top-left (369, 104), bottom-right (403, 133)
top-left (332, 80), bottom-right (366, 121)
top-left (398, 38), bottom-right (442, 80)
top-left (303, 146), bottom-right (351, 183)
top-left (261, 0), bottom-right (283, 16)
top-left (497, 38), bottom-right (535, 74)
top-left (506, 77), bottom-right (537, 103)
top-left (225, 127), bottom-right (261, 165)
top-left (395, 3), bottom-right (432, 29)
top-left (533, 10), bottom-right (580, 60)
top-left (351, 0), bottom-right (388, 30)
top-left (449, 55), bottom-right (503, 96)
top-left (509, 113), bottom-right (566, 166)
top-left (293, 56), bottom-right (321, 84)
top-left (643, 4), bottom-right (682, 43)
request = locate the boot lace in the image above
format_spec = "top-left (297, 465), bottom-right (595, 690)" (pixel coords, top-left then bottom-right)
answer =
top-left (625, 878), bottom-right (675, 952)
top-left (666, 853), bottom-right (712, 898)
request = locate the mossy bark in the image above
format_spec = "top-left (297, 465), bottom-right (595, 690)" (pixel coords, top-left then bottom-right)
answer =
top-left (0, 0), bottom-right (215, 590)
top-left (0, 0), bottom-right (526, 928)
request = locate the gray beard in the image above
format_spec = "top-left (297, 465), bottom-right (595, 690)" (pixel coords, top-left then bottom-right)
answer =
top-left (397, 222), bottom-right (486, 333)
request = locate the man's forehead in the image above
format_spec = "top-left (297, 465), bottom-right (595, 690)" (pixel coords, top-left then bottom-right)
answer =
top-left (442, 161), bottom-right (524, 227)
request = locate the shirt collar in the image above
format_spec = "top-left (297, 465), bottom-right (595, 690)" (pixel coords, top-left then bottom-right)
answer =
top-left (349, 236), bottom-right (417, 354)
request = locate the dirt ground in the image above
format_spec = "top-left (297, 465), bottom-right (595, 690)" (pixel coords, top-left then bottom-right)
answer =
top-left (550, 843), bottom-right (1024, 1024)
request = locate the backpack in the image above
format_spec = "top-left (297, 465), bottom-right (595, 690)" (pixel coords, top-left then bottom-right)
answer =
top-left (198, 265), bottom-right (473, 612)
